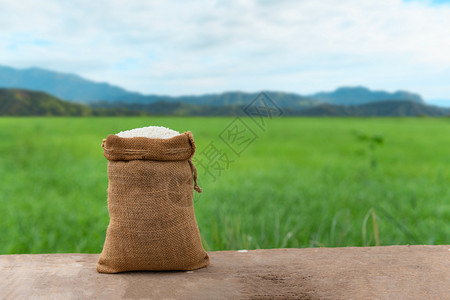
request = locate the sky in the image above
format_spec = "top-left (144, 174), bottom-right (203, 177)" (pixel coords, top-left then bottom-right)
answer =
top-left (1, 0), bottom-right (450, 104)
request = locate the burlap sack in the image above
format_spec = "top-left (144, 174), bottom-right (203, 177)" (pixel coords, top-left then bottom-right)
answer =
top-left (97, 131), bottom-right (209, 273)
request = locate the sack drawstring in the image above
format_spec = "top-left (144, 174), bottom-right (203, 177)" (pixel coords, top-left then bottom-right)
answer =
top-left (188, 159), bottom-right (202, 193)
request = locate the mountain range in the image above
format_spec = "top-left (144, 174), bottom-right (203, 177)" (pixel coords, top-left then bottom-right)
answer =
top-left (1, 87), bottom-right (448, 117)
top-left (0, 65), bottom-right (425, 106)
top-left (0, 65), bottom-right (448, 117)
top-left (309, 87), bottom-right (423, 106)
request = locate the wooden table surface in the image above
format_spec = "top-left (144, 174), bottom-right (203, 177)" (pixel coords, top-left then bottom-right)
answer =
top-left (1, 245), bottom-right (449, 299)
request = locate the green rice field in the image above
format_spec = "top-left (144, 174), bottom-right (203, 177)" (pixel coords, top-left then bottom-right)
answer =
top-left (0, 117), bottom-right (449, 254)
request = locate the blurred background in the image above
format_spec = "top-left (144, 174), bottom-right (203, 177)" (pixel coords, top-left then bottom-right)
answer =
top-left (0, 0), bottom-right (449, 254)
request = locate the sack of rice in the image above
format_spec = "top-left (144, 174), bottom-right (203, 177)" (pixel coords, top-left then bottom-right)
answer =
top-left (97, 126), bottom-right (209, 273)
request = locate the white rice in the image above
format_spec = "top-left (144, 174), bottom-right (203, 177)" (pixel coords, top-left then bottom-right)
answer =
top-left (116, 126), bottom-right (180, 139)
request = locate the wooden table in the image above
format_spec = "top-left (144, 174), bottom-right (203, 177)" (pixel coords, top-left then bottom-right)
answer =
top-left (1, 246), bottom-right (449, 299)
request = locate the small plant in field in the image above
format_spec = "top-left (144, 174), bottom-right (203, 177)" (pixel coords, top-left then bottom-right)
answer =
top-left (352, 130), bottom-right (384, 168)
top-left (362, 208), bottom-right (380, 246)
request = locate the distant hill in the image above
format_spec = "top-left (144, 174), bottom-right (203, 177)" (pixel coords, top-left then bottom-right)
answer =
top-left (1, 87), bottom-right (447, 117)
top-left (0, 66), bottom-right (428, 108)
top-left (0, 88), bottom-right (143, 116)
top-left (92, 99), bottom-right (448, 117)
top-left (0, 88), bottom-right (93, 116)
top-left (294, 100), bottom-right (448, 117)
top-left (90, 100), bottom-right (246, 116)
top-left (0, 65), bottom-right (145, 103)
top-left (310, 86), bottom-right (424, 105)
top-left (0, 65), bottom-right (318, 108)
top-left (91, 91), bottom-right (319, 110)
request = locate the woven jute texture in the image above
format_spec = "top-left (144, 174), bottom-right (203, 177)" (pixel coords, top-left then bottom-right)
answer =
top-left (97, 131), bottom-right (209, 273)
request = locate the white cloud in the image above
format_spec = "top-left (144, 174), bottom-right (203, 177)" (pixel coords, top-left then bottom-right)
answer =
top-left (0, 0), bottom-right (450, 100)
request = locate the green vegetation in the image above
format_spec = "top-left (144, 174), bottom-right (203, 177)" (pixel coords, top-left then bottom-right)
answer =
top-left (0, 88), bottom-right (145, 116)
top-left (0, 117), bottom-right (448, 254)
top-left (0, 88), bottom-right (92, 116)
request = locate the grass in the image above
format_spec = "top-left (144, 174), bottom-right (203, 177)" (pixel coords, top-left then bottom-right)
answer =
top-left (0, 117), bottom-right (449, 254)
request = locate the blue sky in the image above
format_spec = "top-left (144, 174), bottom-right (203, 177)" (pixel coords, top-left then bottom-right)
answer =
top-left (405, 0), bottom-right (450, 4)
top-left (430, 0), bottom-right (450, 4)
top-left (1, 0), bottom-right (450, 105)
